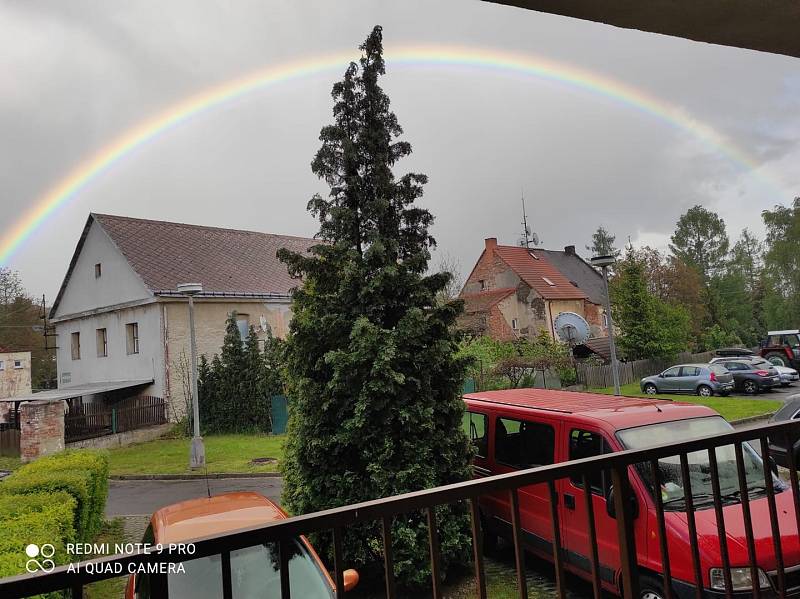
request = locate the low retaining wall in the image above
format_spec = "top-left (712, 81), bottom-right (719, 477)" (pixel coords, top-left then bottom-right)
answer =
top-left (66, 423), bottom-right (171, 450)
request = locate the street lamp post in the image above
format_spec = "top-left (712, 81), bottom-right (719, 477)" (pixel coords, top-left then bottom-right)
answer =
top-left (590, 255), bottom-right (621, 396)
top-left (177, 282), bottom-right (205, 468)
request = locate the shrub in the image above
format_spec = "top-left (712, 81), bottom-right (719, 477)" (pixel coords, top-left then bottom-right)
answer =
top-left (0, 450), bottom-right (109, 541)
top-left (0, 492), bottom-right (76, 597)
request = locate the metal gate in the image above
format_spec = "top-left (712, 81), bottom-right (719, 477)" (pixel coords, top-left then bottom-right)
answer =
top-left (0, 422), bottom-right (20, 458)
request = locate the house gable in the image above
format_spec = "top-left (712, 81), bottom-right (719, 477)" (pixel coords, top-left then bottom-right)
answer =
top-left (52, 217), bottom-right (152, 319)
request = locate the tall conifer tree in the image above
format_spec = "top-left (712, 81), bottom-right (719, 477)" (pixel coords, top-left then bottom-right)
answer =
top-left (278, 26), bottom-right (471, 586)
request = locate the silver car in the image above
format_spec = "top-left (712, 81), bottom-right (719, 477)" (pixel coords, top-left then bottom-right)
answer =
top-left (640, 363), bottom-right (735, 397)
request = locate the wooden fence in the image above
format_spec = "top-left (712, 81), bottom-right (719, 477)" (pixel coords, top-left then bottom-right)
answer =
top-left (576, 351), bottom-right (715, 389)
top-left (65, 395), bottom-right (166, 443)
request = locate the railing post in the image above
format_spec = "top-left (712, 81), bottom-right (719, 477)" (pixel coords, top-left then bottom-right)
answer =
top-left (112, 408), bottom-right (117, 434)
top-left (611, 464), bottom-right (639, 599)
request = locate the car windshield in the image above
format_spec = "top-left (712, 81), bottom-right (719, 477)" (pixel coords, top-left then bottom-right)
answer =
top-left (158, 538), bottom-right (333, 599)
top-left (618, 416), bottom-right (785, 511)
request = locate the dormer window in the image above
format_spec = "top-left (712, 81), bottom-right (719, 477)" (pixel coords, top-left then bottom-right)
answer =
top-left (542, 276), bottom-right (556, 286)
top-left (94, 263), bottom-right (102, 278)
top-left (479, 280), bottom-right (487, 290)
top-left (529, 251), bottom-right (539, 260)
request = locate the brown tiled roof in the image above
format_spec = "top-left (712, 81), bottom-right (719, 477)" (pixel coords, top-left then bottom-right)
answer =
top-left (461, 288), bottom-right (515, 314)
top-left (494, 245), bottom-right (587, 300)
top-left (92, 214), bottom-right (317, 296)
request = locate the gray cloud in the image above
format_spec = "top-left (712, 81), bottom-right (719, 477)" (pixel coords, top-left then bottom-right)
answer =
top-left (1, 0), bottom-right (798, 297)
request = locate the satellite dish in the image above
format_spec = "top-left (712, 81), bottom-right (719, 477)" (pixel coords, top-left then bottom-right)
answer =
top-left (530, 232), bottom-right (540, 246)
top-left (259, 316), bottom-right (270, 333)
top-left (554, 312), bottom-right (590, 346)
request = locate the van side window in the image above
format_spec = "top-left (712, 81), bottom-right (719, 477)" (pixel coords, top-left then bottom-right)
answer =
top-left (569, 429), bottom-right (613, 494)
top-left (495, 417), bottom-right (554, 469)
top-left (462, 411), bottom-right (488, 458)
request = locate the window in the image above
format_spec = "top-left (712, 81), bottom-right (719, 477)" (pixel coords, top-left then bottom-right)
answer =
top-left (94, 263), bottom-right (102, 278)
top-left (541, 276), bottom-right (556, 286)
top-left (528, 251), bottom-right (539, 260)
top-left (13, 360), bottom-right (22, 369)
top-left (71, 332), bottom-right (81, 360)
top-left (236, 315), bottom-right (250, 340)
top-left (680, 366), bottom-right (700, 377)
top-left (126, 323), bottom-right (139, 355)
top-left (569, 429), bottom-right (613, 494)
top-left (96, 328), bottom-right (108, 357)
top-left (0, 361), bottom-right (4, 371)
top-left (602, 311), bottom-right (609, 327)
top-left (462, 411), bottom-right (488, 458)
top-left (511, 318), bottom-right (518, 330)
top-left (479, 279), bottom-right (487, 290)
top-left (495, 417), bottom-right (555, 469)
top-left (661, 366), bottom-right (680, 377)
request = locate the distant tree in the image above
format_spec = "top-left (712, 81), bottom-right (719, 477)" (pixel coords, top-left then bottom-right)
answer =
top-left (611, 254), bottom-right (690, 359)
top-left (669, 205), bottom-right (729, 280)
top-left (240, 326), bottom-right (270, 431)
top-left (435, 252), bottom-right (465, 303)
top-left (277, 26), bottom-right (471, 587)
top-left (762, 198), bottom-right (800, 328)
top-left (586, 226), bottom-right (621, 258)
top-left (0, 267), bottom-right (25, 306)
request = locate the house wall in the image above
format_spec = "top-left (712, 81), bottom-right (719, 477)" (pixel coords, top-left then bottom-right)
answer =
top-left (463, 249), bottom-right (520, 294)
top-left (54, 303), bottom-right (163, 395)
top-left (162, 298), bottom-right (293, 420)
top-left (53, 221), bottom-right (152, 318)
top-left (583, 301), bottom-right (607, 338)
top-left (496, 289), bottom-right (549, 340)
top-left (0, 351), bottom-right (32, 398)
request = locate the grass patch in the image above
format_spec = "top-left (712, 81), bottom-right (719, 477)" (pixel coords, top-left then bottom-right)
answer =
top-left (0, 456), bottom-right (21, 471)
top-left (107, 434), bottom-right (285, 475)
top-left (594, 383), bottom-right (782, 422)
top-left (85, 518), bottom-right (126, 599)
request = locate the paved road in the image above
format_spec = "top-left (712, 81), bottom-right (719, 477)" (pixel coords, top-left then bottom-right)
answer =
top-left (107, 477), bottom-right (283, 516)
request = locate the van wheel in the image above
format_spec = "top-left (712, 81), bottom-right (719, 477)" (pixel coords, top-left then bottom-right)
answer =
top-left (644, 384), bottom-right (658, 395)
top-left (639, 575), bottom-right (668, 599)
top-left (697, 385), bottom-right (713, 397)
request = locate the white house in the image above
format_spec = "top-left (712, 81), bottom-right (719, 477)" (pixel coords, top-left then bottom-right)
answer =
top-left (48, 213), bottom-right (316, 420)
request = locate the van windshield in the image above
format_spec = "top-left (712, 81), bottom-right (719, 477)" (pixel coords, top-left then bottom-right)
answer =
top-left (618, 416), bottom-right (785, 511)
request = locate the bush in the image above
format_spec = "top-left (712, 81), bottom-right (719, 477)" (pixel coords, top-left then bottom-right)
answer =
top-left (0, 450), bottom-right (109, 541)
top-left (0, 492), bottom-right (76, 596)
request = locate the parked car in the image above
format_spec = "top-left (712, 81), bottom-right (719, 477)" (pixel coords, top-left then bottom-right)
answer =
top-left (463, 388), bottom-right (797, 599)
top-left (768, 397), bottom-right (800, 469)
top-left (639, 363), bottom-right (734, 397)
top-left (712, 351), bottom-right (799, 386)
top-left (758, 329), bottom-right (800, 368)
top-left (709, 357), bottom-right (782, 393)
top-left (125, 492), bottom-right (359, 599)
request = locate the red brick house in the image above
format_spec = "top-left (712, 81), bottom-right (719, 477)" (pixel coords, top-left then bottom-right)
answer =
top-left (459, 238), bottom-right (608, 342)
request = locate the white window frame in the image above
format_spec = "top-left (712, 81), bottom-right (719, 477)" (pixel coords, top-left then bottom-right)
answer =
top-left (511, 318), bottom-right (519, 330)
top-left (0, 361), bottom-right (4, 371)
top-left (71, 332), bottom-right (81, 361)
top-left (542, 276), bottom-right (556, 286)
top-left (126, 322), bottom-right (140, 355)
top-left (96, 328), bottom-right (108, 358)
top-left (13, 360), bottom-right (22, 369)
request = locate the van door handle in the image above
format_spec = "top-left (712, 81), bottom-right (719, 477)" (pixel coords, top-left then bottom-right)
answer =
top-left (563, 493), bottom-right (576, 510)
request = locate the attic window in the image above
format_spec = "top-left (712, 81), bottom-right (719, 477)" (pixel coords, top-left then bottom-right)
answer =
top-left (570, 280), bottom-right (579, 287)
top-left (542, 276), bottom-right (556, 286)
top-left (528, 251), bottom-right (539, 260)
top-left (94, 263), bottom-right (102, 278)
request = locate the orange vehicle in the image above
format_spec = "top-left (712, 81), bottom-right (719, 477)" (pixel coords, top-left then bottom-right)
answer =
top-left (124, 491), bottom-right (359, 598)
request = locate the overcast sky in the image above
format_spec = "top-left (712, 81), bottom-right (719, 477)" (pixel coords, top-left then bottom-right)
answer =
top-left (2, 0), bottom-right (799, 298)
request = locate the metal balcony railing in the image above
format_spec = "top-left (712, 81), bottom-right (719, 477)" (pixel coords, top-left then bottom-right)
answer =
top-left (1, 419), bottom-right (799, 599)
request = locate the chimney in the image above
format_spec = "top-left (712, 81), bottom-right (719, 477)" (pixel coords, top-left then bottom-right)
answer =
top-left (485, 237), bottom-right (498, 251)
top-left (564, 245), bottom-right (576, 256)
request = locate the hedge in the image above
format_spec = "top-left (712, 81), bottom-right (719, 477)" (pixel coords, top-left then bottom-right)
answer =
top-left (0, 492), bottom-right (76, 598)
top-left (0, 450), bottom-right (109, 541)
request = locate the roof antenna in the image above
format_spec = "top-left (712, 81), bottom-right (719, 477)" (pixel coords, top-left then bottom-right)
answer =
top-left (519, 190), bottom-right (540, 248)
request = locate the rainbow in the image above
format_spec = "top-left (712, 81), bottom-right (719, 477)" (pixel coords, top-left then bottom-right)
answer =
top-left (0, 44), bottom-right (777, 266)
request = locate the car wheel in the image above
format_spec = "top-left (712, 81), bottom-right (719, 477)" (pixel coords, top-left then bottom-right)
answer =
top-left (765, 353), bottom-right (788, 367)
top-left (644, 384), bottom-right (658, 395)
top-left (639, 575), bottom-right (668, 599)
top-left (697, 385), bottom-right (713, 397)
top-left (743, 380), bottom-right (758, 394)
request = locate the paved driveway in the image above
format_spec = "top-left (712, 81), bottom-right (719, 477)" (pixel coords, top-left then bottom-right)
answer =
top-left (107, 477), bottom-right (283, 516)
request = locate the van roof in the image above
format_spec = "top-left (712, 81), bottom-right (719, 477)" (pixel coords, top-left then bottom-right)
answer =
top-left (463, 388), bottom-right (717, 427)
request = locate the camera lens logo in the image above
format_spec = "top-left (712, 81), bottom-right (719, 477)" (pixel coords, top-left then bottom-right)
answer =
top-left (25, 543), bottom-right (56, 573)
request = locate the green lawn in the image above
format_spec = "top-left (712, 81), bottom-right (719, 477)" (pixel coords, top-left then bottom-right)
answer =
top-left (594, 383), bottom-right (782, 422)
top-left (0, 456), bottom-right (21, 471)
top-left (108, 434), bottom-right (285, 475)
top-left (85, 519), bottom-right (126, 599)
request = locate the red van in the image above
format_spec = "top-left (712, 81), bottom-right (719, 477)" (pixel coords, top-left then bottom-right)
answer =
top-left (463, 388), bottom-right (800, 598)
